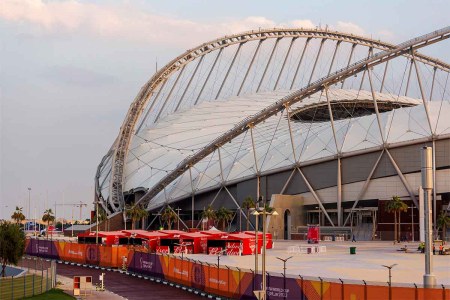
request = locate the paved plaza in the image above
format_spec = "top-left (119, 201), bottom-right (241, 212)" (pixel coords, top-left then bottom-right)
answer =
top-left (185, 240), bottom-right (450, 286)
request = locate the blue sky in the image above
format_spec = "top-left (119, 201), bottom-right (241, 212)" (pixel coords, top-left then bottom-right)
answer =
top-left (0, 0), bottom-right (448, 220)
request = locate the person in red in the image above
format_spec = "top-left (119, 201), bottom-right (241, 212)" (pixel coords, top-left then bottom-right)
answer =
top-left (439, 244), bottom-right (443, 255)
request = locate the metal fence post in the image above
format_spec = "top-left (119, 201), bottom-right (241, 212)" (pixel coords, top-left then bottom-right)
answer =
top-left (339, 278), bottom-right (344, 300)
top-left (319, 277), bottom-right (323, 300)
top-left (46, 264), bottom-right (49, 291)
top-left (41, 259), bottom-right (43, 294)
top-left (11, 275), bottom-right (14, 300)
top-left (363, 280), bottom-right (367, 300)
top-left (442, 284), bottom-right (446, 300)
top-left (299, 275), bottom-right (304, 300)
top-left (414, 283), bottom-right (418, 300)
top-left (32, 274), bottom-right (35, 296)
top-left (24, 270), bottom-right (26, 298)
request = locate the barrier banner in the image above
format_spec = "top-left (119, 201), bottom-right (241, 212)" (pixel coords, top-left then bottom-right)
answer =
top-left (26, 239), bottom-right (449, 300)
top-left (26, 239), bottom-right (60, 259)
top-left (127, 251), bottom-right (163, 278)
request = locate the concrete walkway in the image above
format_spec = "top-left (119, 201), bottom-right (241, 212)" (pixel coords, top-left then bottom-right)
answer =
top-left (185, 240), bottom-right (450, 285)
top-left (57, 273), bottom-right (126, 299)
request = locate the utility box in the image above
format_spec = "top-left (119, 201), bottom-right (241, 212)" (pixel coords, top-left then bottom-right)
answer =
top-left (73, 276), bottom-right (93, 297)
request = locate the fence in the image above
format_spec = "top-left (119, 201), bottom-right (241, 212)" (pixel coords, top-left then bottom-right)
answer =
top-left (25, 238), bottom-right (450, 300)
top-left (0, 257), bottom-right (56, 300)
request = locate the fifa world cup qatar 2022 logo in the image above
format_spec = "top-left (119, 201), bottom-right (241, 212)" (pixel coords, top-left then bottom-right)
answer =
top-left (191, 263), bottom-right (205, 290)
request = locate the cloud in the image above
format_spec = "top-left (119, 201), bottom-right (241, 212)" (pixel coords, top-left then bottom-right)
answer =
top-left (333, 21), bottom-right (365, 36)
top-left (0, 0), bottom-right (319, 47)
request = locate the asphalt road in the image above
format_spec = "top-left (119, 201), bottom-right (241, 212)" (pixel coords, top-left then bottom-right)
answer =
top-left (55, 263), bottom-right (203, 300)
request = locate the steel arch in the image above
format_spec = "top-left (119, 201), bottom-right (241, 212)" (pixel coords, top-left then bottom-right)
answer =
top-left (133, 27), bottom-right (450, 210)
top-left (98, 27), bottom-right (450, 213)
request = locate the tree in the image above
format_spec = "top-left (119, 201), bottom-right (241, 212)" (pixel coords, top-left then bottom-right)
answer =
top-left (437, 211), bottom-right (450, 241)
top-left (11, 206), bottom-right (25, 225)
top-left (161, 207), bottom-right (178, 230)
top-left (217, 207), bottom-right (233, 231)
top-left (42, 209), bottom-right (55, 239)
top-left (0, 221), bottom-right (25, 277)
top-left (385, 196), bottom-right (408, 242)
top-left (201, 205), bottom-right (217, 229)
top-left (126, 203), bottom-right (149, 230)
top-left (242, 196), bottom-right (255, 231)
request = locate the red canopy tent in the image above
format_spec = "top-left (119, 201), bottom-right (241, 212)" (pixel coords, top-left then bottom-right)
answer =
top-left (243, 231), bottom-right (273, 250)
top-left (122, 230), bottom-right (168, 251)
top-left (179, 232), bottom-right (208, 254)
top-left (227, 233), bottom-right (256, 255)
top-left (157, 230), bottom-right (185, 253)
top-left (77, 231), bottom-right (128, 246)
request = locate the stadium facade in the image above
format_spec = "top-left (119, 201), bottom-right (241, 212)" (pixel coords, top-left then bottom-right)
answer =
top-left (95, 28), bottom-right (450, 240)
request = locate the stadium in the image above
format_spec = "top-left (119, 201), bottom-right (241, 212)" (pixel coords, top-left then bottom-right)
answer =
top-left (95, 27), bottom-right (450, 241)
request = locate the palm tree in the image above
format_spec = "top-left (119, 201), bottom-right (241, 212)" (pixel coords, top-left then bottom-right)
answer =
top-left (201, 205), bottom-right (217, 229)
top-left (242, 196), bottom-right (255, 231)
top-left (217, 207), bottom-right (233, 231)
top-left (41, 209), bottom-right (55, 239)
top-left (385, 196), bottom-right (408, 242)
top-left (11, 207), bottom-right (25, 225)
top-left (96, 207), bottom-right (108, 231)
top-left (126, 203), bottom-right (149, 230)
top-left (161, 207), bottom-right (177, 230)
top-left (437, 211), bottom-right (450, 242)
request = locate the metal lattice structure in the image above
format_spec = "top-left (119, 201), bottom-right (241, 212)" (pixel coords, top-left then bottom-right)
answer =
top-left (96, 27), bottom-right (450, 228)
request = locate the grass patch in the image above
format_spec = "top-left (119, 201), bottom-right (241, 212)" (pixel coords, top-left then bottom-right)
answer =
top-left (23, 288), bottom-right (75, 299)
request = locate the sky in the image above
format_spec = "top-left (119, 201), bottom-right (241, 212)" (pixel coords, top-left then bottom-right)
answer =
top-left (0, 0), bottom-right (449, 220)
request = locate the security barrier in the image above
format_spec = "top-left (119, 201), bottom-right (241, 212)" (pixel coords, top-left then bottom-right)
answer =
top-left (26, 238), bottom-right (449, 300)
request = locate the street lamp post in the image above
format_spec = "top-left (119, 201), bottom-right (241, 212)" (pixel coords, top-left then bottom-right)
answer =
top-left (217, 249), bottom-right (227, 291)
top-left (276, 256), bottom-right (293, 300)
top-left (176, 207), bottom-right (182, 231)
top-left (382, 264), bottom-right (397, 300)
top-left (28, 188), bottom-right (31, 222)
top-left (174, 242), bottom-right (191, 281)
top-left (252, 208), bottom-right (278, 300)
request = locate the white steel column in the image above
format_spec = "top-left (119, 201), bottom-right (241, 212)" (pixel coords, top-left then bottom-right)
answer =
top-left (412, 53), bottom-right (434, 135)
top-left (238, 40), bottom-right (263, 96)
top-left (429, 67), bottom-right (437, 101)
top-left (379, 61), bottom-right (389, 93)
top-left (249, 125), bottom-right (261, 200)
top-left (341, 44), bottom-right (356, 88)
top-left (404, 59), bottom-right (414, 96)
top-left (155, 66), bottom-right (186, 122)
top-left (327, 41), bottom-right (341, 76)
top-left (343, 150), bottom-right (384, 226)
top-left (136, 79), bottom-right (168, 133)
top-left (274, 37), bottom-right (297, 90)
top-left (195, 48), bottom-right (223, 105)
top-left (257, 38), bottom-right (281, 92)
top-left (290, 38), bottom-right (311, 89)
top-left (325, 87), bottom-right (342, 226)
top-left (297, 167), bottom-right (335, 226)
top-left (386, 149), bottom-right (419, 208)
top-left (307, 39), bottom-right (326, 85)
top-left (175, 56), bottom-right (204, 111)
top-left (216, 43), bottom-right (244, 100)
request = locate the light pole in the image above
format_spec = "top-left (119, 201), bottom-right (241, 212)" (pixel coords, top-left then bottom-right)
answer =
top-left (382, 264), bottom-right (397, 300)
top-left (252, 208), bottom-right (278, 300)
top-left (28, 188), bottom-right (31, 222)
top-left (174, 242), bottom-right (191, 280)
top-left (176, 207), bottom-right (182, 231)
top-left (421, 146), bottom-right (436, 287)
top-left (276, 256), bottom-right (293, 300)
top-left (217, 249), bottom-right (227, 291)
